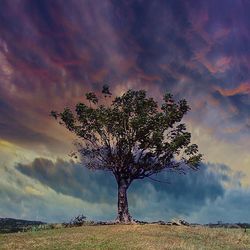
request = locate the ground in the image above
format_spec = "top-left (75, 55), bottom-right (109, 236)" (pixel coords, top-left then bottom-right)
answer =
top-left (0, 224), bottom-right (249, 250)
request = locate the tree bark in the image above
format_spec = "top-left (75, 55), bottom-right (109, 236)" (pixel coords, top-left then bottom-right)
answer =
top-left (115, 179), bottom-right (132, 223)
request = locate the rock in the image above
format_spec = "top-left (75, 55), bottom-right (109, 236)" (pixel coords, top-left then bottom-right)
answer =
top-left (170, 219), bottom-right (190, 226)
top-left (133, 220), bottom-right (148, 225)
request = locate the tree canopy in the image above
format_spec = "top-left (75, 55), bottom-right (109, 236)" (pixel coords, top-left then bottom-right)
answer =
top-left (51, 86), bottom-right (202, 223)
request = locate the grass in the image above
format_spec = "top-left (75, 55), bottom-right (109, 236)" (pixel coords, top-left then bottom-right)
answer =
top-left (0, 224), bottom-right (250, 250)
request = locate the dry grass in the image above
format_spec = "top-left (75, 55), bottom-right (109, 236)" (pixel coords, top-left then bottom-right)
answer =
top-left (0, 224), bottom-right (249, 250)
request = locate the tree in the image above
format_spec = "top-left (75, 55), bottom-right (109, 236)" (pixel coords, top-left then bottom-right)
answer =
top-left (51, 86), bottom-right (202, 223)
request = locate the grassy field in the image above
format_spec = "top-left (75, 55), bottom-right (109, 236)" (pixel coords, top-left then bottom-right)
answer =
top-left (0, 224), bottom-right (249, 250)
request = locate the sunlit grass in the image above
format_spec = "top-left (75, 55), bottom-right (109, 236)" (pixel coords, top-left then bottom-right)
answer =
top-left (0, 224), bottom-right (249, 250)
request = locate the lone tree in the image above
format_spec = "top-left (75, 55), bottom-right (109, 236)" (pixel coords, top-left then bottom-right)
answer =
top-left (51, 86), bottom-right (202, 223)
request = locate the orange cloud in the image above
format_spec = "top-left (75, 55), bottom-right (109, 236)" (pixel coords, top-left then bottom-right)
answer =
top-left (214, 56), bottom-right (232, 73)
top-left (215, 82), bottom-right (250, 96)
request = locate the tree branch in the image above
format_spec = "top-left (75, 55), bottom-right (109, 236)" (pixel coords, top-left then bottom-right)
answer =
top-left (146, 176), bottom-right (170, 184)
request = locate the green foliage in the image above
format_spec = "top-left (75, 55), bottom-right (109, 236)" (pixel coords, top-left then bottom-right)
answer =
top-left (85, 92), bottom-right (98, 105)
top-left (52, 86), bottom-right (202, 181)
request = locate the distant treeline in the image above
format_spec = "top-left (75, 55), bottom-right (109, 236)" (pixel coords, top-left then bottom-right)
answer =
top-left (0, 218), bottom-right (46, 233)
top-left (1, 217), bottom-right (250, 234)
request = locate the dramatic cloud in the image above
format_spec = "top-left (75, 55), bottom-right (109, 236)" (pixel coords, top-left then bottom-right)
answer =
top-left (1, 0), bottom-right (250, 221)
top-left (0, 0), bottom-right (250, 149)
top-left (13, 157), bottom-right (249, 223)
top-left (17, 158), bottom-right (117, 205)
top-left (0, 165), bottom-right (114, 222)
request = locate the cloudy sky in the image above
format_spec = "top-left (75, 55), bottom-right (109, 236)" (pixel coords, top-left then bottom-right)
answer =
top-left (0, 0), bottom-right (250, 223)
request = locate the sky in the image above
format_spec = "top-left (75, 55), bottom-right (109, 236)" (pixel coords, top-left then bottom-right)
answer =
top-left (0, 0), bottom-right (250, 223)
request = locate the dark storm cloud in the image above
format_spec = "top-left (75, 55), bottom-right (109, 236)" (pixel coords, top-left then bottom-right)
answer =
top-left (0, 165), bottom-right (94, 222)
top-left (0, 98), bottom-right (62, 148)
top-left (129, 163), bottom-right (229, 220)
top-left (1, 0), bottom-right (250, 148)
top-left (0, 0), bottom-right (141, 149)
top-left (16, 158), bottom-right (117, 204)
top-left (0, 157), bottom-right (247, 223)
top-left (16, 157), bottom-right (246, 222)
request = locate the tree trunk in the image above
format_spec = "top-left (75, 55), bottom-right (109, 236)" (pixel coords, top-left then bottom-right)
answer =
top-left (115, 179), bottom-right (132, 223)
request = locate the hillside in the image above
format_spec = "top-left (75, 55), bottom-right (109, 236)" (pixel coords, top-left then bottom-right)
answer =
top-left (0, 218), bottom-right (46, 234)
top-left (0, 224), bottom-right (249, 250)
